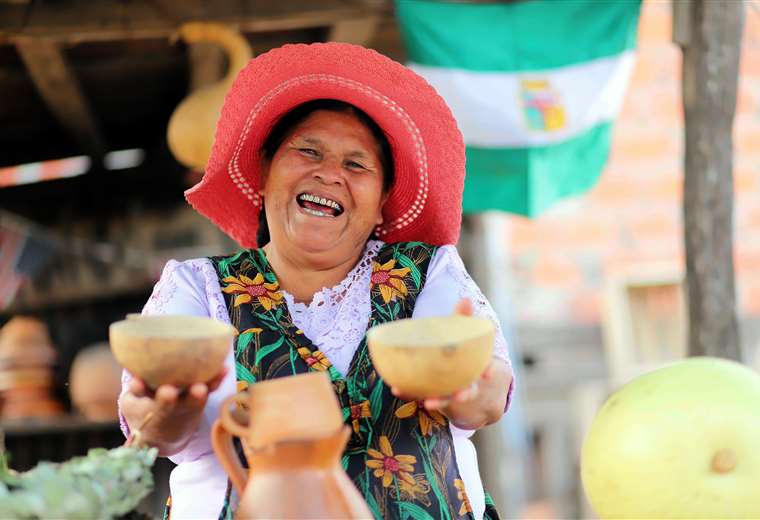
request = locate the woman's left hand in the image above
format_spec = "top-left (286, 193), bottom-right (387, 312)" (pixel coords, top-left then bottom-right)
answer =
top-left (390, 298), bottom-right (513, 430)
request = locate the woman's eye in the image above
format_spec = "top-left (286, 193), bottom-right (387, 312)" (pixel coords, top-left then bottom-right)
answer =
top-left (346, 161), bottom-right (366, 170)
top-left (300, 148), bottom-right (319, 157)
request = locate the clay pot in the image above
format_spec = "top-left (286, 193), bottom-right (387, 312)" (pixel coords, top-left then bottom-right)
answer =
top-left (69, 343), bottom-right (122, 421)
top-left (1, 395), bottom-right (62, 419)
top-left (109, 315), bottom-right (235, 389)
top-left (0, 317), bottom-right (62, 419)
top-left (0, 368), bottom-right (54, 392)
top-left (167, 22), bottom-right (253, 170)
top-left (212, 372), bottom-right (372, 519)
top-left (0, 317), bottom-right (56, 369)
top-left (367, 315), bottom-right (495, 399)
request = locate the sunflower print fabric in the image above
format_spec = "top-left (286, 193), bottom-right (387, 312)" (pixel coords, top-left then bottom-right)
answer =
top-left (204, 242), bottom-right (500, 520)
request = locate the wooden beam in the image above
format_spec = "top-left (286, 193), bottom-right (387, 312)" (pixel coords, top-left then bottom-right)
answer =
top-left (680, 0), bottom-right (743, 359)
top-left (328, 16), bottom-right (379, 46)
top-left (14, 37), bottom-right (106, 160)
top-left (1, 0), bottom-right (377, 44)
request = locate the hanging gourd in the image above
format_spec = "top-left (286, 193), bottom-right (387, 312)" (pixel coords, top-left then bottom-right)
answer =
top-left (167, 22), bottom-right (253, 171)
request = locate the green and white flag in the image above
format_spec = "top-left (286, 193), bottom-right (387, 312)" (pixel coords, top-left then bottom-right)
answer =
top-left (396, 0), bottom-right (641, 216)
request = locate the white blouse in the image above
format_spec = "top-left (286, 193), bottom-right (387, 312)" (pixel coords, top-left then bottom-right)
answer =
top-left (120, 241), bottom-right (512, 519)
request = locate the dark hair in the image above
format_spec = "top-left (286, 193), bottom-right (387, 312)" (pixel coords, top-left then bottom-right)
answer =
top-left (257, 99), bottom-right (395, 248)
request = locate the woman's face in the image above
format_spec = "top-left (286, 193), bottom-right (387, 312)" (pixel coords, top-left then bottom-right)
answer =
top-left (261, 109), bottom-right (388, 258)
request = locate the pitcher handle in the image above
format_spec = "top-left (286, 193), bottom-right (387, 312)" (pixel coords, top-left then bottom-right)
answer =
top-left (211, 392), bottom-right (250, 496)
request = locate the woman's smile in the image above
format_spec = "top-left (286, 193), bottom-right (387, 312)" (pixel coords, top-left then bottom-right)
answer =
top-left (262, 109), bottom-right (386, 256)
top-left (296, 192), bottom-right (345, 218)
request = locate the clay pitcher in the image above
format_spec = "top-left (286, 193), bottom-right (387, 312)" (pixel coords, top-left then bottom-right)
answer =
top-left (211, 372), bottom-right (372, 519)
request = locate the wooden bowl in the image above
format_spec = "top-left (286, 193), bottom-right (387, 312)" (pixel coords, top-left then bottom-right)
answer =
top-left (109, 315), bottom-right (236, 389)
top-left (367, 315), bottom-right (495, 399)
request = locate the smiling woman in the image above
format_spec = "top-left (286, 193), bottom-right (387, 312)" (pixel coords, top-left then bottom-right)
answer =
top-left (118, 42), bottom-right (515, 520)
top-left (256, 100), bottom-right (393, 254)
top-left (261, 107), bottom-right (393, 298)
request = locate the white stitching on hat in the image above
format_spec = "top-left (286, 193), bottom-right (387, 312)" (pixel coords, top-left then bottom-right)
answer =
top-left (227, 74), bottom-right (429, 235)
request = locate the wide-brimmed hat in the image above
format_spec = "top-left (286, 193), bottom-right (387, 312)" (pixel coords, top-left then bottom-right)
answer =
top-left (185, 42), bottom-right (465, 248)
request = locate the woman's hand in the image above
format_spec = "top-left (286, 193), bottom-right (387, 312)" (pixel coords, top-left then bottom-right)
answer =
top-left (391, 298), bottom-right (513, 430)
top-left (119, 367), bottom-right (228, 456)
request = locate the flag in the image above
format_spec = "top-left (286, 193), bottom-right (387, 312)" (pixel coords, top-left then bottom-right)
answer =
top-left (395, 0), bottom-right (641, 216)
top-left (0, 227), bottom-right (25, 308)
top-left (0, 224), bottom-right (56, 309)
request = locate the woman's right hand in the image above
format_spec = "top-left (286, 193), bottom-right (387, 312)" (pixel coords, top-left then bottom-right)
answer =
top-left (119, 367), bottom-right (228, 456)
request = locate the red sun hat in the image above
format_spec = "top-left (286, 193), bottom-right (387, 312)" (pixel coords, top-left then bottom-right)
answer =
top-left (185, 42), bottom-right (465, 248)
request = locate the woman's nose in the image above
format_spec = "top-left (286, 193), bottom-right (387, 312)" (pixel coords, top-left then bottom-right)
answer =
top-left (313, 158), bottom-right (344, 185)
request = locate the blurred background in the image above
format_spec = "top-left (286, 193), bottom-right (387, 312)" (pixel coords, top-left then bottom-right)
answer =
top-left (0, 0), bottom-right (758, 518)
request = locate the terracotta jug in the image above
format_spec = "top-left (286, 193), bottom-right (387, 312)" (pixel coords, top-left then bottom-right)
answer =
top-left (211, 372), bottom-right (372, 519)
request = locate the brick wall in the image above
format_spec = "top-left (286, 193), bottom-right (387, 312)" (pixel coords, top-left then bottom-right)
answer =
top-left (508, 0), bottom-right (760, 326)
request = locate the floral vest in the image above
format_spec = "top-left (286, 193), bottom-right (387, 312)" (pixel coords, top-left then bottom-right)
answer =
top-left (208, 242), bottom-right (499, 520)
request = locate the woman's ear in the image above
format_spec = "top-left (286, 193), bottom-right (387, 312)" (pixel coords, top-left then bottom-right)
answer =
top-left (260, 156), bottom-right (271, 189)
top-left (376, 191), bottom-right (391, 225)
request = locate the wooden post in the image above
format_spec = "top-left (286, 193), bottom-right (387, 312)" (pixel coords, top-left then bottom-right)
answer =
top-left (680, 0), bottom-right (744, 359)
top-left (459, 213), bottom-right (529, 518)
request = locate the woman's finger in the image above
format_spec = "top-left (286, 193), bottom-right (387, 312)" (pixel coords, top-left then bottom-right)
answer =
top-left (155, 385), bottom-right (180, 408)
top-left (128, 377), bottom-right (150, 398)
top-left (454, 298), bottom-right (473, 316)
top-left (452, 382), bottom-right (479, 403)
top-left (187, 383), bottom-right (209, 408)
top-left (481, 362), bottom-right (495, 381)
top-left (423, 397), bottom-right (450, 411)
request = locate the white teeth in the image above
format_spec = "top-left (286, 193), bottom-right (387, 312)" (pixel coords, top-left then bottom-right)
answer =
top-left (298, 193), bottom-right (343, 212)
top-left (303, 207), bottom-right (332, 218)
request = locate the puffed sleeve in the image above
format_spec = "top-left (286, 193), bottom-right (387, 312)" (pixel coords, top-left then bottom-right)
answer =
top-left (412, 245), bottom-right (515, 410)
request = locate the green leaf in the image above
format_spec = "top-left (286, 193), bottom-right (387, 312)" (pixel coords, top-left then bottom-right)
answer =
top-left (369, 381), bottom-right (384, 419)
top-left (364, 488), bottom-right (382, 519)
top-left (289, 345), bottom-right (297, 373)
top-left (254, 336), bottom-right (286, 365)
top-left (217, 250), bottom-right (247, 274)
top-left (236, 363), bottom-right (255, 383)
top-left (235, 335), bottom-right (254, 359)
top-left (396, 254), bottom-right (422, 288)
top-left (399, 501), bottom-right (436, 520)
top-left (0, 446), bottom-right (158, 518)
top-left (421, 455), bottom-right (452, 520)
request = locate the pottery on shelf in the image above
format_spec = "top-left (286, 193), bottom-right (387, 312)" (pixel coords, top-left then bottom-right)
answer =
top-left (69, 342), bottom-right (123, 421)
top-left (0, 316), bottom-right (62, 419)
top-left (0, 316), bottom-right (56, 369)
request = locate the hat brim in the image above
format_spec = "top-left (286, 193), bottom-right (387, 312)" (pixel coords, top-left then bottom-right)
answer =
top-left (186, 42), bottom-right (465, 249)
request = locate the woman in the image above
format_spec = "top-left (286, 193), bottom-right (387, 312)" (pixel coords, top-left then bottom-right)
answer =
top-left (120, 42), bottom-right (514, 520)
